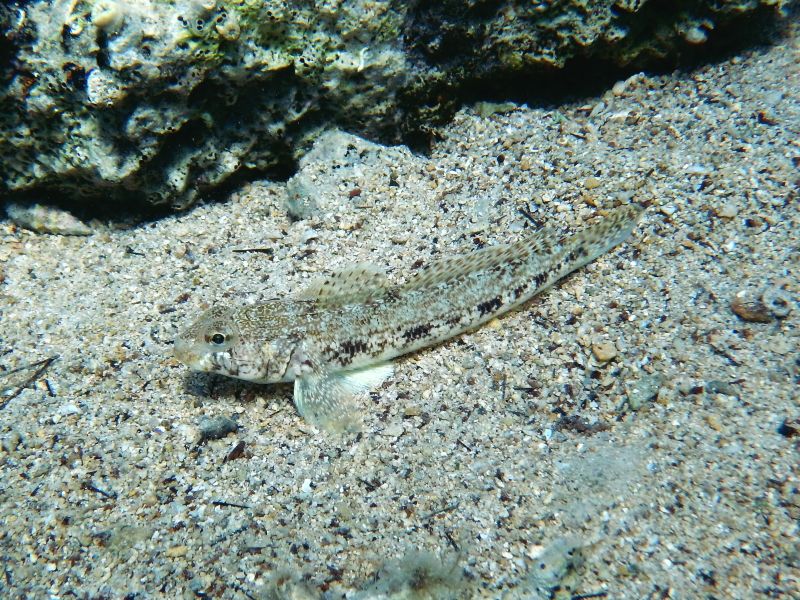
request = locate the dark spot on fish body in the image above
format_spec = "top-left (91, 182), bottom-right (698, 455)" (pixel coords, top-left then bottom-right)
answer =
top-left (339, 340), bottom-right (369, 362)
top-left (383, 289), bottom-right (402, 303)
top-left (512, 285), bottom-right (526, 300)
top-left (565, 244), bottom-right (588, 265)
top-left (533, 272), bottom-right (548, 288)
top-left (321, 345), bottom-right (338, 361)
top-left (402, 323), bottom-right (434, 342)
top-left (445, 314), bottom-right (461, 327)
top-left (477, 297), bottom-right (503, 316)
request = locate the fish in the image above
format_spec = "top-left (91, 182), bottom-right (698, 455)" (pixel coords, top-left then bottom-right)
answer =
top-left (174, 204), bottom-right (644, 431)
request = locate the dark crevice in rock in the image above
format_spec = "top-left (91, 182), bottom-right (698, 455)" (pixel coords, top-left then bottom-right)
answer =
top-left (406, 0), bottom-right (502, 69)
top-left (0, 2), bottom-right (29, 87)
top-left (95, 30), bottom-right (110, 69)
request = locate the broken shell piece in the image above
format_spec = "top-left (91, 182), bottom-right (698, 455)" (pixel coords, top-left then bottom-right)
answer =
top-left (5, 203), bottom-right (92, 236)
top-left (762, 284), bottom-right (793, 318)
top-left (730, 294), bottom-right (772, 323)
top-left (777, 417), bottom-right (800, 438)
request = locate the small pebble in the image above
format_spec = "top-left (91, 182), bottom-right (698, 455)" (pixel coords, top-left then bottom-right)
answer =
top-left (582, 193), bottom-right (599, 207)
top-left (659, 204), bottom-right (677, 217)
top-left (706, 380), bottom-right (738, 396)
top-left (382, 422), bottom-right (404, 438)
top-left (684, 25), bottom-right (707, 45)
top-left (57, 403), bottom-right (81, 416)
top-left (165, 545), bottom-right (189, 558)
top-left (626, 374), bottom-right (664, 411)
top-left (198, 415), bottom-right (238, 441)
top-left (403, 405), bottom-right (422, 417)
top-left (2, 430), bottom-right (23, 453)
top-left (141, 493), bottom-right (158, 507)
top-left (715, 202), bottom-right (738, 219)
top-left (612, 80), bottom-right (628, 96)
top-left (591, 341), bottom-right (618, 362)
top-left (584, 177), bottom-right (602, 190)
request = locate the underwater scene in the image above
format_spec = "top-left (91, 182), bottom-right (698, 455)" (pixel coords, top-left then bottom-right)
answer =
top-left (0, 1), bottom-right (798, 598)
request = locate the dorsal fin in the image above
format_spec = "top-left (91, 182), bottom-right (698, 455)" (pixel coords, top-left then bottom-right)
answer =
top-left (400, 226), bottom-right (560, 292)
top-left (298, 263), bottom-right (392, 306)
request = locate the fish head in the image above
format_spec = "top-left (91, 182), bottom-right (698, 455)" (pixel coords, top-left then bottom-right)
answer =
top-left (174, 304), bottom-right (292, 383)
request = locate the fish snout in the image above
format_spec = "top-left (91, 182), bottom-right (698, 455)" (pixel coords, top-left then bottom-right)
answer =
top-left (173, 337), bottom-right (200, 367)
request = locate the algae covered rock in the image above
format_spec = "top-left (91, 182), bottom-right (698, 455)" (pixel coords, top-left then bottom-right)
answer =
top-left (0, 0), bottom-right (790, 209)
top-left (0, 0), bottom-right (408, 208)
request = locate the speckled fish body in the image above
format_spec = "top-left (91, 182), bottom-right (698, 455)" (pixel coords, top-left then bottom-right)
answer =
top-left (174, 205), bottom-right (643, 431)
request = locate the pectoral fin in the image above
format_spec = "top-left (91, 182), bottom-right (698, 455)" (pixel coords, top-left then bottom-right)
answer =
top-left (293, 363), bottom-right (394, 432)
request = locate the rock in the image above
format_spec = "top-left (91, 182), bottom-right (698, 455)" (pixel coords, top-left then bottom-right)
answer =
top-left (591, 340), bottom-right (618, 362)
top-left (284, 130), bottom-right (409, 218)
top-left (0, 1), bottom-right (790, 210)
top-left (198, 415), bottom-right (238, 441)
top-left (165, 545), bottom-right (189, 558)
top-left (625, 374), bottom-right (664, 411)
top-left (5, 202), bottom-right (92, 235)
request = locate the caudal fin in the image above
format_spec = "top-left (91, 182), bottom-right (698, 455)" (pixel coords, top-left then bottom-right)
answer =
top-left (557, 203), bottom-right (644, 275)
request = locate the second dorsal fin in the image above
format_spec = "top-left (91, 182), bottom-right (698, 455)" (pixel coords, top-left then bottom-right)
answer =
top-left (399, 226), bottom-right (561, 292)
top-left (298, 263), bottom-right (392, 306)
top-left (399, 244), bottom-right (514, 292)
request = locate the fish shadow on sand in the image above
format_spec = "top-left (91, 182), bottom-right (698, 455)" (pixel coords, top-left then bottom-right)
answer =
top-left (182, 370), bottom-right (293, 409)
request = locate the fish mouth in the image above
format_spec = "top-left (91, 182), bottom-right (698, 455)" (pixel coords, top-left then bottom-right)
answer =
top-left (173, 338), bottom-right (203, 370)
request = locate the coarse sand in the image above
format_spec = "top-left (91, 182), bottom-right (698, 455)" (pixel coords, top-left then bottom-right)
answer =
top-left (1, 21), bottom-right (798, 600)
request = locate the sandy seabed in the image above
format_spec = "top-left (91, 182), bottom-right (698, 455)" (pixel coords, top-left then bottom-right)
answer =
top-left (1, 21), bottom-right (798, 600)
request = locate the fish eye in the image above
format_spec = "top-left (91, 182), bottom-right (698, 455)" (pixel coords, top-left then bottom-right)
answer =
top-left (210, 333), bottom-right (226, 345)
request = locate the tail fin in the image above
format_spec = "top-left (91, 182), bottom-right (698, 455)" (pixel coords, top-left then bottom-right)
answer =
top-left (558, 204), bottom-right (644, 275)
